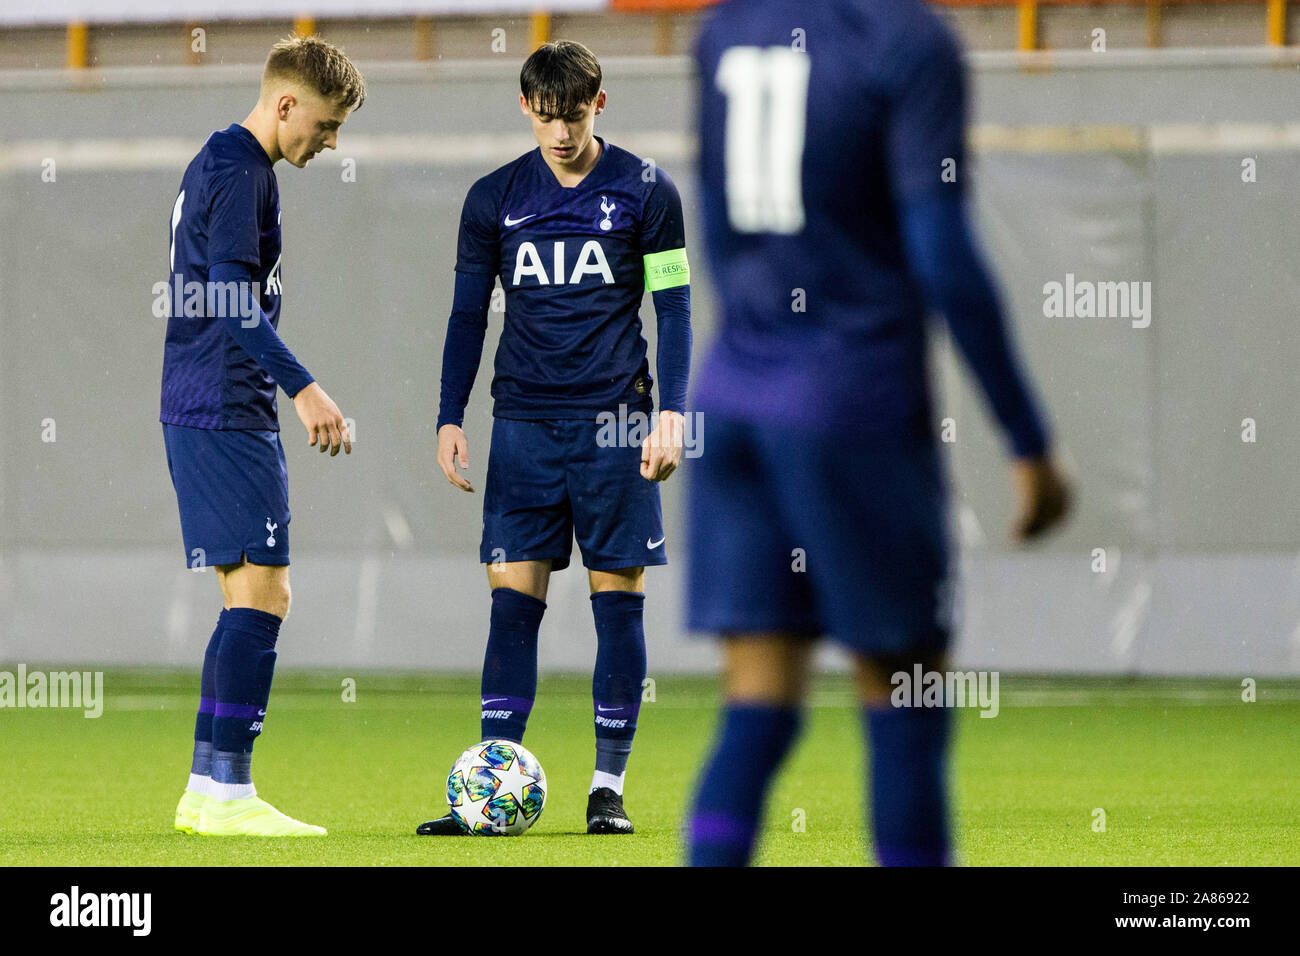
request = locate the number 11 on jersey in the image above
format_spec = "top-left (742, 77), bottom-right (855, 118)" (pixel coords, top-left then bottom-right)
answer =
top-left (715, 46), bottom-right (811, 235)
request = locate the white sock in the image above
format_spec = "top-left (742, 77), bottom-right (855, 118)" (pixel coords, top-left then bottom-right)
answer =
top-left (208, 780), bottom-right (257, 802)
top-left (590, 770), bottom-right (625, 795)
top-left (187, 773), bottom-right (213, 796)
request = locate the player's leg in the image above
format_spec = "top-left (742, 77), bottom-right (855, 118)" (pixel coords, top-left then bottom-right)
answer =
top-left (162, 423), bottom-right (312, 835)
top-left (167, 425), bottom-right (320, 836)
top-left (585, 565), bottom-right (646, 833)
top-left (567, 415), bottom-right (666, 833)
top-left (179, 564), bottom-right (239, 826)
top-left (476, 418), bottom-right (571, 745)
top-left (194, 559), bottom-right (324, 836)
top-left (682, 414), bottom-right (821, 865)
top-left (177, 608), bottom-right (225, 833)
top-left (418, 558), bottom-right (549, 837)
top-left (163, 423), bottom-right (220, 832)
top-left (686, 634), bottom-right (812, 865)
top-left (480, 558), bottom-right (551, 744)
top-left (787, 434), bottom-right (954, 866)
top-left (208, 560), bottom-right (289, 802)
top-left (855, 650), bottom-right (952, 867)
top-left (420, 418), bottom-right (571, 835)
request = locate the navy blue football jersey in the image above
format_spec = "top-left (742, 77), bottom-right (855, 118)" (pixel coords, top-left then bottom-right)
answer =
top-left (161, 124), bottom-right (286, 430)
top-left (693, 0), bottom-right (968, 433)
top-left (455, 137), bottom-right (688, 419)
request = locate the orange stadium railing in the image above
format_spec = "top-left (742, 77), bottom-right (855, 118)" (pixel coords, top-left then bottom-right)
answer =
top-left (607, 0), bottom-right (1290, 50)
top-left (56, 0), bottom-right (1297, 69)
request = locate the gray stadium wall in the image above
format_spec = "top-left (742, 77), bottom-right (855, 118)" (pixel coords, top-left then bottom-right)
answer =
top-left (2, 50), bottom-right (1299, 676)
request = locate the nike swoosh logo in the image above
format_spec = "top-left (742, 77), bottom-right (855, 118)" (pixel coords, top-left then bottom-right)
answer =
top-left (503, 214), bottom-right (536, 227)
top-left (647, 537), bottom-right (665, 549)
top-left (597, 705), bottom-right (621, 712)
top-left (481, 698), bottom-right (509, 705)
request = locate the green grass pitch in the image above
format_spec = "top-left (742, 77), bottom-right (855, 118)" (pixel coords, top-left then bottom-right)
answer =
top-left (2, 670), bottom-right (1297, 866)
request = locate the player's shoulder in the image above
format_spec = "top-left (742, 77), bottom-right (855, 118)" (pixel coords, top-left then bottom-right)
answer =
top-left (826, 0), bottom-right (962, 80)
top-left (602, 140), bottom-right (680, 203)
top-left (874, 0), bottom-right (963, 80)
top-left (198, 125), bottom-right (275, 193)
top-left (465, 151), bottom-right (535, 209)
top-left (696, 0), bottom-right (958, 75)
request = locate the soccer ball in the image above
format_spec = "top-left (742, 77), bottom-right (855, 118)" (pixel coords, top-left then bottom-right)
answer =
top-left (446, 740), bottom-right (547, 835)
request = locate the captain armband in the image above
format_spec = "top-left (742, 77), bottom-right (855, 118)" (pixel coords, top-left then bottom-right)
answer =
top-left (643, 248), bottom-right (691, 292)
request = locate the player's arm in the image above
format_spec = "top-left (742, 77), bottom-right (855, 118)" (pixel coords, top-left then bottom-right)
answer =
top-left (887, 32), bottom-right (1069, 538)
top-left (436, 181), bottom-right (501, 493)
top-left (640, 171), bottom-right (693, 483)
top-left (899, 198), bottom-right (1067, 537)
top-left (435, 271), bottom-right (493, 492)
top-left (207, 168), bottom-right (349, 455)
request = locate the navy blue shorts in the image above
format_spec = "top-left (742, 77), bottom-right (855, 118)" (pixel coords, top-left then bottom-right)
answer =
top-left (162, 423), bottom-right (291, 569)
top-left (686, 415), bottom-right (952, 657)
top-left (481, 417), bottom-right (666, 572)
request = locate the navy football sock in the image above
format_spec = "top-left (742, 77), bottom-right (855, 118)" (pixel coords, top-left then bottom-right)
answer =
top-left (866, 704), bottom-right (951, 866)
top-left (480, 588), bottom-right (545, 743)
top-left (590, 591), bottom-right (646, 789)
top-left (190, 610), bottom-right (225, 778)
top-left (687, 704), bottom-right (801, 866)
top-left (211, 608), bottom-right (280, 773)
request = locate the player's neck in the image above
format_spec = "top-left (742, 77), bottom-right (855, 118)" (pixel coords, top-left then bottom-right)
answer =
top-left (542, 135), bottom-right (602, 189)
top-left (240, 108), bottom-right (282, 165)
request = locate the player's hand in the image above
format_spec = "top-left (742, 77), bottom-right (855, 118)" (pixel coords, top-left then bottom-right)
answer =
top-left (1010, 455), bottom-right (1071, 541)
top-left (641, 410), bottom-right (684, 482)
top-left (437, 423), bottom-right (474, 493)
top-left (292, 382), bottom-right (351, 457)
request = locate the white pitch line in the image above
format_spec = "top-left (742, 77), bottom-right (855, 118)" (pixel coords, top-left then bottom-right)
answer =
top-left (104, 686), bottom-right (1300, 711)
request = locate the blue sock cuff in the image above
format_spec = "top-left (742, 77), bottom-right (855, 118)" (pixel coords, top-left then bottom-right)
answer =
top-left (725, 705), bottom-right (802, 761)
top-left (590, 590), bottom-right (645, 609)
top-left (865, 702), bottom-right (951, 738)
top-left (728, 702), bottom-right (801, 726)
top-left (708, 704), bottom-right (802, 768)
top-left (491, 587), bottom-right (547, 617)
top-left (222, 607), bottom-right (282, 643)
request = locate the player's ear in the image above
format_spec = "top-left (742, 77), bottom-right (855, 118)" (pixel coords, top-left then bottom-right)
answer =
top-left (519, 93), bottom-right (531, 117)
top-left (594, 90), bottom-right (607, 115)
top-left (277, 91), bottom-right (297, 122)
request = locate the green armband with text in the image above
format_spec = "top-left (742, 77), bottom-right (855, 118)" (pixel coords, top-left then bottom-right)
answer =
top-left (644, 248), bottom-right (691, 291)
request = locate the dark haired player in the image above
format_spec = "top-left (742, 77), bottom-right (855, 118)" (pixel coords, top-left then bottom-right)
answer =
top-left (418, 40), bottom-right (692, 836)
top-left (163, 36), bottom-right (364, 837)
top-left (685, 0), bottom-right (1071, 865)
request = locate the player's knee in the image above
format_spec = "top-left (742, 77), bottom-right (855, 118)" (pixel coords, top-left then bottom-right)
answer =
top-left (270, 578), bottom-right (291, 620)
top-left (722, 634), bottom-right (811, 705)
top-left (485, 560), bottom-right (549, 602)
top-left (277, 587), bottom-right (291, 620)
top-left (855, 651), bottom-right (947, 706)
top-left (238, 567), bottom-right (291, 619)
top-left (589, 566), bottom-right (644, 594)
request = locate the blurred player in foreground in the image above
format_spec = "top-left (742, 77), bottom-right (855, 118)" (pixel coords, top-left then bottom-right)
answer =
top-left (419, 40), bottom-right (692, 836)
top-left (162, 36), bottom-right (363, 836)
top-left (685, 0), bottom-right (1071, 865)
